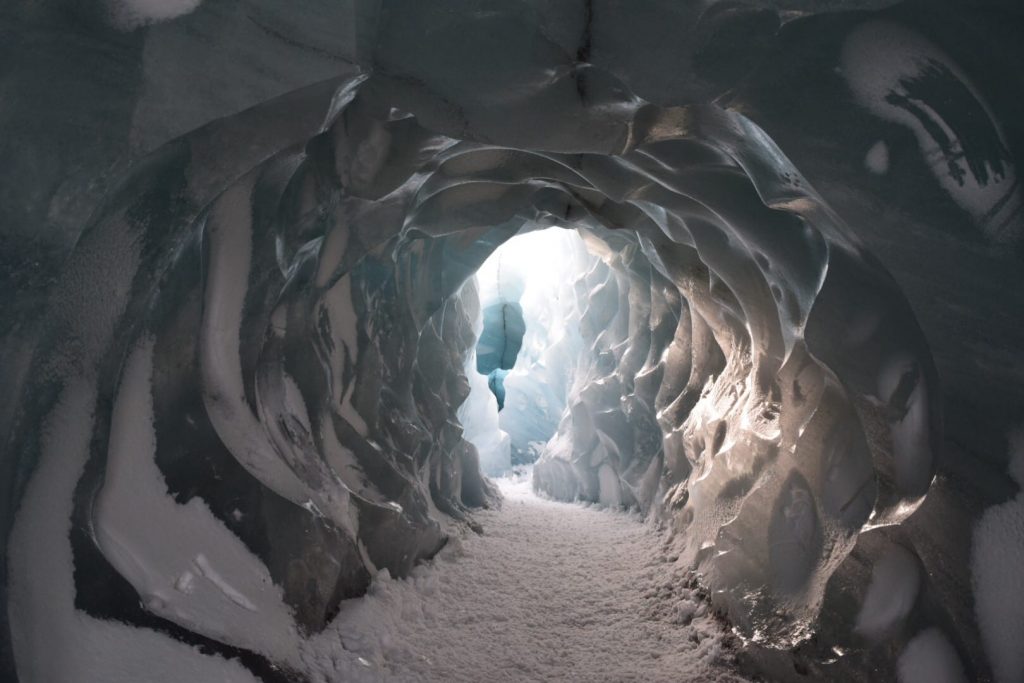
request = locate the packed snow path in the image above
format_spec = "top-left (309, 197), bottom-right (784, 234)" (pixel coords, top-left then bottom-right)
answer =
top-left (305, 476), bottom-right (752, 682)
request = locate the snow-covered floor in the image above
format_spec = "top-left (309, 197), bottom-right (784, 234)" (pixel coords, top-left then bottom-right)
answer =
top-left (303, 475), bottom-right (752, 682)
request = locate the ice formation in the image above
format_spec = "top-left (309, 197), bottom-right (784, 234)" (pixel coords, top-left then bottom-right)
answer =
top-left (471, 228), bottom-right (593, 470)
top-left (457, 282), bottom-right (512, 477)
top-left (2, 1), bottom-right (1023, 681)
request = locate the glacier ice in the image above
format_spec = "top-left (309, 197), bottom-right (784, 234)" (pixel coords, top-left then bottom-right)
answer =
top-left (457, 279), bottom-right (512, 477)
top-left (476, 228), bottom-right (595, 470)
top-left (1, 1), bottom-right (1023, 682)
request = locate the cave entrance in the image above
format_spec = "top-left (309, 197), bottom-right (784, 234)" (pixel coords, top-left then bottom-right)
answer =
top-left (459, 227), bottom-right (592, 476)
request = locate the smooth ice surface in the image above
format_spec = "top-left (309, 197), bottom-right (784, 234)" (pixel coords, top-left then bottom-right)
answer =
top-left (897, 629), bottom-right (968, 683)
top-left (854, 545), bottom-right (920, 641)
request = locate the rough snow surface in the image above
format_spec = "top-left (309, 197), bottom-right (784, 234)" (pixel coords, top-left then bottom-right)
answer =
top-left (302, 475), bottom-right (750, 682)
top-left (971, 427), bottom-right (1024, 683)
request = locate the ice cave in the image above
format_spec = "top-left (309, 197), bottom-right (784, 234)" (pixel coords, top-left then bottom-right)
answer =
top-left (1, 1), bottom-right (1023, 681)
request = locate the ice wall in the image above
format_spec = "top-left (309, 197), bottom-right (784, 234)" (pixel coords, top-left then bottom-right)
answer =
top-left (470, 228), bottom-right (595, 469)
top-left (2, 1), bottom-right (1023, 681)
top-left (457, 279), bottom-right (513, 477)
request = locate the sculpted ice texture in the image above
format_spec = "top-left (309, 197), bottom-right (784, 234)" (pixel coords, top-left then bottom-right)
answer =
top-left (471, 228), bottom-right (593, 468)
top-left (1, 1), bottom-right (1022, 681)
top-left (457, 279), bottom-right (513, 477)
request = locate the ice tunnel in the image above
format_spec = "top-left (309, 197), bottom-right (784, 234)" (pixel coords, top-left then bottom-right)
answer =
top-left (2, 1), bottom-right (1023, 682)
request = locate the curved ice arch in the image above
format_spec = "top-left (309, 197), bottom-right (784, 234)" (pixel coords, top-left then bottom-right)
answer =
top-left (8, 7), bottom-right (1011, 678)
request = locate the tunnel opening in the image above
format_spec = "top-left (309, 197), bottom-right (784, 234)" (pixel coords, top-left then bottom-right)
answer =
top-left (460, 227), bottom-right (593, 476)
top-left (472, 248), bottom-right (526, 412)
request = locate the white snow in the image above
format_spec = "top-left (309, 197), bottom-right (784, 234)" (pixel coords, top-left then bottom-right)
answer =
top-left (300, 474), bottom-right (750, 682)
top-left (897, 628), bottom-right (967, 683)
top-left (7, 377), bottom-right (260, 683)
top-left (94, 338), bottom-right (302, 663)
top-left (106, 0), bottom-right (203, 30)
top-left (865, 140), bottom-right (890, 175)
top-left (971, 427), bottom-right (1024, 683)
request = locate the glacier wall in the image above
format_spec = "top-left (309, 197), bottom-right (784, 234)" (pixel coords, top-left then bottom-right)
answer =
top-left (2, 1), bottom-right (1023, 681)
top-left (474, 228), bottom-right (594, 469)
